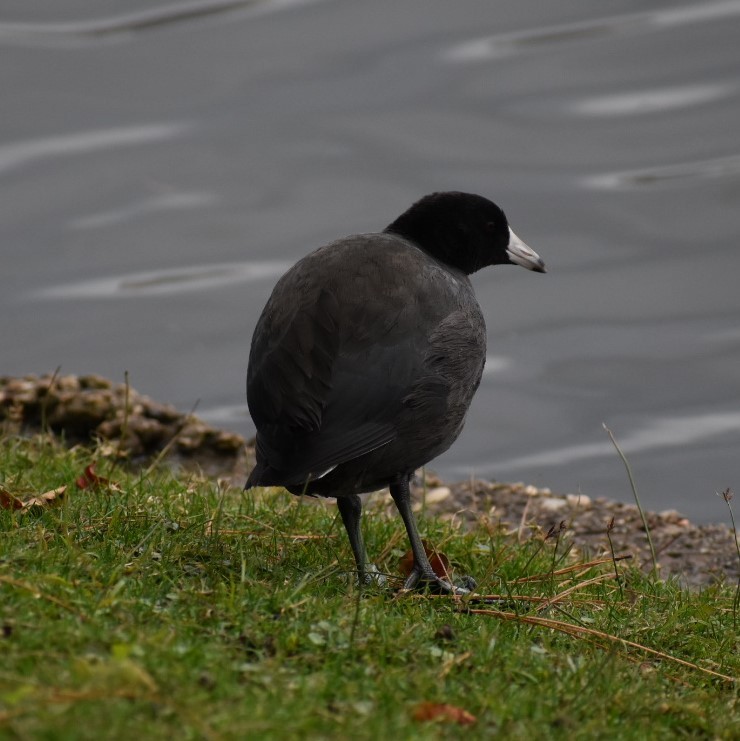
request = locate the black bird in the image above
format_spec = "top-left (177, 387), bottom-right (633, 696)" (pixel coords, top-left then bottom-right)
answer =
top-left (245, 191), bottom-right (545, 592)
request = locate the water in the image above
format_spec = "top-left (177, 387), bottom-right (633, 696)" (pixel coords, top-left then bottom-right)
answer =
top-left (2, 0), bottom-right (740, 523)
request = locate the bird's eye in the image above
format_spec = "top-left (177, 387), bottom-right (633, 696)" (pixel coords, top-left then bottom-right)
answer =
top-left (486, 221), bottom-right (497, 231)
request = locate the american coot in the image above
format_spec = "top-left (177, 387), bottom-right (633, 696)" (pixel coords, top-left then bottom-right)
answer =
top-left (246, 191), bottom-right (545, 593)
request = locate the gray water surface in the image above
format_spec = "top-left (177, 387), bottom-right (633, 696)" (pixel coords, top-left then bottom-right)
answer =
top-left (3, 0), bottom-right (740, 523)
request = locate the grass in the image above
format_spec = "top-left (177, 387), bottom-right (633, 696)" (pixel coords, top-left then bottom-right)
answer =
top-left (0, 433), bottom-right (738, 740)
top-left (603, 423), bottom-right (658, 576)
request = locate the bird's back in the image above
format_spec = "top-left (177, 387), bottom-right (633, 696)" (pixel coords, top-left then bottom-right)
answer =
top-left (246, 232), bottom-right (486, 494)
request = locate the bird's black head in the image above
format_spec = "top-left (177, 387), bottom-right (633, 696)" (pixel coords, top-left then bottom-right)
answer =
top-left (384, 191), bottom-right (545, 275)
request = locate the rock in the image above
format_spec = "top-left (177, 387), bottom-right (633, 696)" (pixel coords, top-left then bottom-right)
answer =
top-left (211, 431), bottom-right (244, 454)
top-left (1, 378), bottom-right (38, 403)
top-left (425, 486), bottom-right (451, 504)
top-left (539, 497), bottom-right (568, 512)
top-left (56, 375), bottom-right (81, 392)
top-left (78, 374), bottom-right (112, 390)
top-left (127, 416), bottom-right (170, 447)
top-left (658, 509), bottom-right (684, 522)
top-left (658, 524), bottom-right (686, 538)
top-left (176, 423), bottom-right (207, 451)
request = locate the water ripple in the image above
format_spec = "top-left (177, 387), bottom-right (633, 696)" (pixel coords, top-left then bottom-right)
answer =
top-left (68, 192), bottom-right (217, 230)
top-left (0, 0), bottom-right (324, 44)
top-left (443, 0), bottom-right (740, 63)
top-left (33, 261), bottom-right (292, 300)
top-left (583, 154), bottom-right (740, 189)
top-left (479, 409), bottom-right (740, 472)
top-left (0, 122), bottom-right (189, 177)
top-left (572, 83), bottom-right (734, 117)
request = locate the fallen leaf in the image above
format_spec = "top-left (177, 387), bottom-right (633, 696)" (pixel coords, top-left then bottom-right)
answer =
top-left (399, 540), bottom-right (450, 578)
top-left (75, 463), bottom-right (121, 492)
top-left (76, 463), bottom-right (105, 489)
top-left (21, 486), bottom-right (67, 512)
top-left (412, 702), bottom-right (476, 726)
top-left (0, 488), bottom-right (23, 511)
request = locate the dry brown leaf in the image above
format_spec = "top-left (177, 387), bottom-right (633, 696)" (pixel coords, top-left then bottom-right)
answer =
top-left (412, 701), bottom-right (476, 726)
top-left (0, 488), bottom-right (23, 511)
top-left (399, 540), bottom-right (450, 578)
top-left (75, 463), bottom-right (122, 492)
top-left (21, 486), bottom-right (67, 512)
top-left (1, 486), bottom-right (67, 512)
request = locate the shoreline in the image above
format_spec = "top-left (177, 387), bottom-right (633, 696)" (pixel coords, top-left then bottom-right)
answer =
top-left (1, 372), bottom-right (738, 586)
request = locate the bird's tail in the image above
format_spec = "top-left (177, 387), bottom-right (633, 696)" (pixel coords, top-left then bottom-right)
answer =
top-left (244, 460), bottom-right (285, 490)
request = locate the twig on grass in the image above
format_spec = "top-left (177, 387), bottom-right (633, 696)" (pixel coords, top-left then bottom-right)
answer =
top-left (606, 516), bottom-right (625, 599)
top-left (469, 607), bottom-right (737, 683)
top-left (0, 575), bottom-right (86, 621)
top-left (603, 423), bottom-right (658, 575)
top-left (453, 593), bottom-right (610, 608)
top-left (718, 488), bottom-right (740, 629)
top-left (517, 495), bottom-right (532, 543)
top-left (511, 554), bottom-right (632, 584)
top-left (536, 571), bottom-right (621, 613)
top-left (548, 521), bottom-right (568, 592)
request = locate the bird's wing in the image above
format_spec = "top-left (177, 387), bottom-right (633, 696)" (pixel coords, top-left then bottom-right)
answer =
top-left (247, 236), bottom-right (454, 483)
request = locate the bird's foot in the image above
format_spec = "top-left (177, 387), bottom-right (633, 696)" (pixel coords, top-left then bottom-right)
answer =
top-left (454, 574), bottom-right (478, 592)
top-left (358, 563), bottom-right (387, 587)
top-left (400, 566), bottom-right (476, 595)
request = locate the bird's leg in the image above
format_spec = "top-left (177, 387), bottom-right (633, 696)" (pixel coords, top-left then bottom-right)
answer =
top-left (389, 477), bottom-right (471, 594)
top-left (336, 494), bottom-right (386, 586)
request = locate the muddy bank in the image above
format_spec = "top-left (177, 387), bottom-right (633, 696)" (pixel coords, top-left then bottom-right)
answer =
top-left (2, 373), bottom-right (737, 587)
top-left (0, 373), bottom-right (243, 466)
